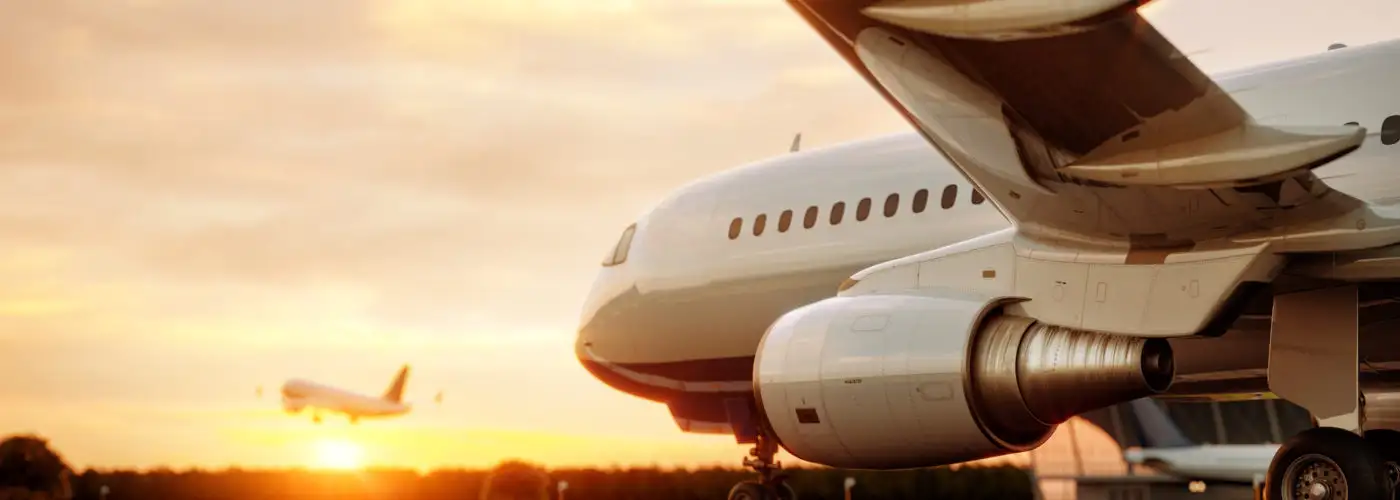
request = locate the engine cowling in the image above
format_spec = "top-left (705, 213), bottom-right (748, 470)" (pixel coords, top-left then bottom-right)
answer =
top-left (753, 292), bottom-right (1174, 470)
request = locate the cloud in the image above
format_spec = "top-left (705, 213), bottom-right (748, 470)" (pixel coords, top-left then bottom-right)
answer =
top-left (6, 0), bottom-right (1393, 469)
top-left (0, 0), bottom-right (905, 353)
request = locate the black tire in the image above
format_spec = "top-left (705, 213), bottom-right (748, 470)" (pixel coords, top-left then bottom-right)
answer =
top-left (1364, 429), bottom-right (1400, 490)
top-left (727, 480), bottom-right (797, 500)
top-left (1265, 426), bottom-right (1393, 500)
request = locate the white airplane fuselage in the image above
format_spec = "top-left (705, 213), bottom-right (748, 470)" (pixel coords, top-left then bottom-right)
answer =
top-left (280, 379), bottom-right (410, 420)
top-left (577, 38), bottom-right (1400, 435)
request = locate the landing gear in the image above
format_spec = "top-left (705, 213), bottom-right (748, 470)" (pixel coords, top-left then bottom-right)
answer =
top-left (728, 434), bottom-right (796, 500)
top-left (1363, 429), bottom-right (1400, 492)
top-left (1265, 427), bottom-right (1393, 500)
top-left (1265, 285), bottom-right (1396, 499)
top-left (728, 480), bottom-right (796, 500)
top-left (312, 413), bottom-right (323, 424)
top-left (349, 415), bottom-right (359, 425)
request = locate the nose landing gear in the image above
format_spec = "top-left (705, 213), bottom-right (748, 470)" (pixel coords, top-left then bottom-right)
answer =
top-left (728, 434), bottom-right (796, 500)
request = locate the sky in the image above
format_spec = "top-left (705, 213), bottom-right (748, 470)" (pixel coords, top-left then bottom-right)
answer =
top-left (1, 0), bottom-right (1399, 471)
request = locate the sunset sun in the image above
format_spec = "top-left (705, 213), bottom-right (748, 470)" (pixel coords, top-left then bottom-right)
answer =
top-left (312, 439), bottom-right (364, 470)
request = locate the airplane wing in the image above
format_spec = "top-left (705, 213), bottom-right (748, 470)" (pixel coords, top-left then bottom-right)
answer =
top-left (788, 0), bottom-right (1368, 247)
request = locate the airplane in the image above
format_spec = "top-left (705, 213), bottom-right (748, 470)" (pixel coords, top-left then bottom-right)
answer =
top-left (1121, 398), bottom-right (1279, 484)
top-left (280, 365), bottom-right (411, 424)
top-left (576, 2), bottom-right (1400, 499)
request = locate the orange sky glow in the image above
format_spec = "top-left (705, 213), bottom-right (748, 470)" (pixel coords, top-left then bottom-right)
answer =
top-left (3, 0), bottom-right (1399, 471)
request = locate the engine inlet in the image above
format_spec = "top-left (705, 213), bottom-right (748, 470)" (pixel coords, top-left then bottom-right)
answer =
top-left (968, 315), bottom-right (1175, 449)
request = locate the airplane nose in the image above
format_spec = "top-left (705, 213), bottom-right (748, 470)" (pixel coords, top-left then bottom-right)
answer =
top-left (575, 268), bottom-right (628, 372)
top-left (574, 327), bottom-right (605, 381)
top-left (575, 310), bottom-right (629, 397)
top-left (577, 220), bottom-right (652, 393)
top-left (575, 263), bottom-right (661, 399)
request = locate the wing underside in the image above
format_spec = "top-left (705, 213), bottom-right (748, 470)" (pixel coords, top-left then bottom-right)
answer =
top-left (788, 0), bottom-right (1365, 246)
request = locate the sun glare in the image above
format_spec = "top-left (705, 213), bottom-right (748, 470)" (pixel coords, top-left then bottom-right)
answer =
top-left (312, 439), bottom-right (365, 470)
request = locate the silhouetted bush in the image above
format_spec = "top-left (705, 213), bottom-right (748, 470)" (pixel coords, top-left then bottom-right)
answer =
top-left (480, 460), bottom-right (549, 500)
top-left (0, 434), bottom-right (73, 500)
top-left (60, 463), bottom-right (1031, 500)
top-left (10, 431), bottom-right (1030, 500)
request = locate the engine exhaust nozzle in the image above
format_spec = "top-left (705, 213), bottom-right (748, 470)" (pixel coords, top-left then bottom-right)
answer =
top-left (969, 316), bottom-right (1175, 448)
top-left (1017, 324), bottom-right (1175, 424)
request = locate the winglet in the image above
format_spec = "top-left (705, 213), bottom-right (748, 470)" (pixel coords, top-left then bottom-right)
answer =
top-left (382, 365), bottom-right (410, 403)
top-left (789, 132), bottom-right (802, 153)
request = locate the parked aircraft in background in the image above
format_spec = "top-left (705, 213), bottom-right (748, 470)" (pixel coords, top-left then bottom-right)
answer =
top-left (1122, 398), bottom-right (1278, 484)
top-left (281, 365), bottom-right (411, 424)
top-left (578, 1), bottom-right (1400, 499)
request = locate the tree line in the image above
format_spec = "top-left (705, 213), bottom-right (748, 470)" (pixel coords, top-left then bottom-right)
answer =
top-left (2, 434), bottom-right (1034, 500)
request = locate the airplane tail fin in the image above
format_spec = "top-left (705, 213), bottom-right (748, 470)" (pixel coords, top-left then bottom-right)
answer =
top-left (1128, 398), bottom-right (1194, 448)
top-left (382, 365), bottom-right (410, 404)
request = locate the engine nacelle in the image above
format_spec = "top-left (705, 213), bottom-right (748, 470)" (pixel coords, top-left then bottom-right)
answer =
top-left (753, 292), bottom-right (1174, 469)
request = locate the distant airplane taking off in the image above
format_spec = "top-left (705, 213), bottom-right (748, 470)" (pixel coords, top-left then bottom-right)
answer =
top-left (280, 365), bottom-right (412, 424)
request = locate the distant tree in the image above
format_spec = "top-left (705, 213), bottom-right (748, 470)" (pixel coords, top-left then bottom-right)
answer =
top-left (479, 460), bottom-right (549, 500)
top-left (0, 434), bottom-right (73, 500)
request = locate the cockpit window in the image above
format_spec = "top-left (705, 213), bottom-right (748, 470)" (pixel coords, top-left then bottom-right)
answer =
top-left (602, 223), bottom-right (637, 267)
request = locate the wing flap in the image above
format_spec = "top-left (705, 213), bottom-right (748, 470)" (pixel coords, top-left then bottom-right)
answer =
top-left (1062, 123), bottom-right (1365, 187)
top-left (789, 0), bottom-right (1368, 245)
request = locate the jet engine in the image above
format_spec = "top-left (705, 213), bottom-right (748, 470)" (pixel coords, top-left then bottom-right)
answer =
top-left (753, 292), bottom-right (1174, 470)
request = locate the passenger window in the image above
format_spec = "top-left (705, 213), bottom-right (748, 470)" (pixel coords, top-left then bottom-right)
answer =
top-left (912, 189), bottom-right (929, 213)
top-left (803, 206), bottom-right (819, 229)
top-left (728, 217), bottom-right (743, 240)
top-left (603, 223), bottom-right (637, 266)
top-left (778, 210), bottom-right (793, 232)
top-left (753, 214), bottom-right (767, 236)
top-left (971, 189), bottom-right (985, 205)
top-left (941, 185), bottom-right (957, 209)
top-left (856, 198), bottom-right (872, 221)
top-left (884, 193), bottom-right (899, 217)
top-left (1384, 115), bottom-right (1400, 145)
top-left (830, 202), bottom-right (845, 225)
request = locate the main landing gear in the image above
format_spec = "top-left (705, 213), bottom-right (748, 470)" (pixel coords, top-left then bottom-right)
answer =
top-left (727, 434), bottom-right (796, 500)
top-left (1264, 285), bottom-right (1400, 500)
top-left (1264, 427), bottom-right (1399, 500)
